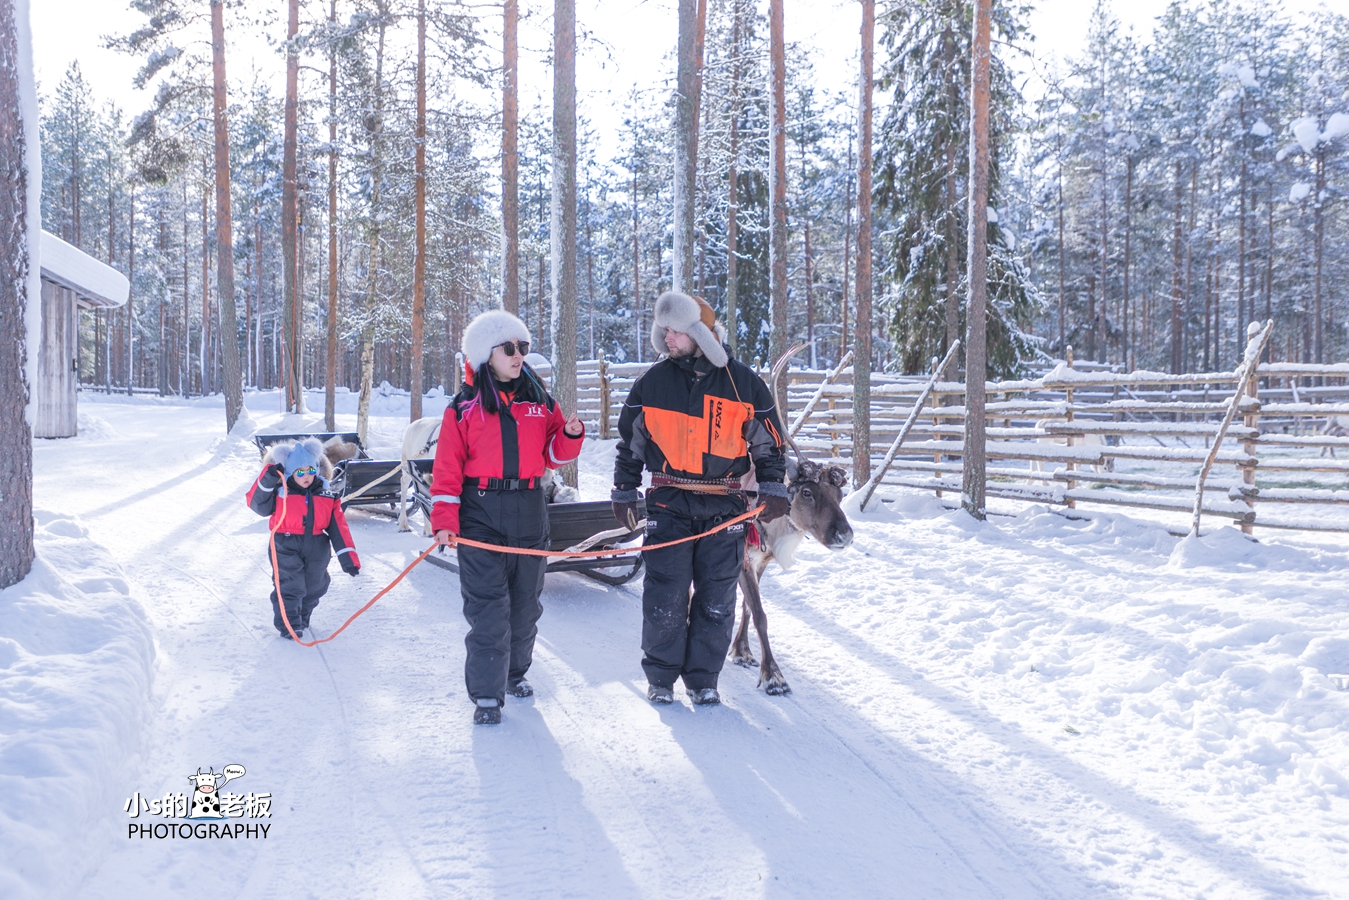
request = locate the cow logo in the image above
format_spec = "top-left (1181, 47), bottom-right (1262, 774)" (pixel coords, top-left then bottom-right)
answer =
top-left (124, 764), bottom-right (274, 840)
top-left (189, 765), bottom-right (246, 819)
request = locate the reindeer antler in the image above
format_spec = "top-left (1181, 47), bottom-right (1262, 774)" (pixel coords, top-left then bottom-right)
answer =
top-left (769, 343), bottom-right (811, 468)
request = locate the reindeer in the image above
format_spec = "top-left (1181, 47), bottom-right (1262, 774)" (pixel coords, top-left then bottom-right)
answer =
top-left (398, 417), bottom-right (442, 533)
top-left (729, 347), bottom-right (854, 695)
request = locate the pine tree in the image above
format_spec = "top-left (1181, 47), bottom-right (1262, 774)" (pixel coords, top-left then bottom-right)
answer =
top-left (875, 0), bottom-right (1039, 378)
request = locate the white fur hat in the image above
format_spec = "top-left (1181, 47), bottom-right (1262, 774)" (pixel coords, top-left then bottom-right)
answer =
top-left (651, 292), bottom-right (728, 367)
top-left (462, 309), bottom-right (530, 368)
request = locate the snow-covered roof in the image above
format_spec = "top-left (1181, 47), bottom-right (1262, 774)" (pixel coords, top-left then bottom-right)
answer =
top-left (38, 231), bottom-right (129, 309)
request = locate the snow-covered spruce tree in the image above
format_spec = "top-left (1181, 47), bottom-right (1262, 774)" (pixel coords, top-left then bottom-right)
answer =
top-left (1282, 10), bottom-right (1349, 365)
top-left (874, 0), bottom-right (1039, 378)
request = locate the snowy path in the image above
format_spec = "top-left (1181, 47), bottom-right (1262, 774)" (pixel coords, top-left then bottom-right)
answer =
top-left (24, 394), bottom-right (1349, 898)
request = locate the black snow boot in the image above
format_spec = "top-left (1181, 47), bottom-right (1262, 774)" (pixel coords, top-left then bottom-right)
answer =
top-left (473, 701), bottom-right (501, 725)
top-left (647, 684), bottom-right (674, 704)
top-left (507, 678), bottom-right (533, 698)
top-left (690, 687), bottom-right (721, 706)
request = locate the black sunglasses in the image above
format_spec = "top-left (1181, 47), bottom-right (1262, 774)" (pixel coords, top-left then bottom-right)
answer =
top-left (495, 340), bottom-right (530, 357)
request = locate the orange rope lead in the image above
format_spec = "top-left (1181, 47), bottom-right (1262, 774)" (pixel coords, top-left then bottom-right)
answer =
top-left (267, 488), bottom-right (762, 648)
top-left (441, 504), bottom-right (764, 558)
top-left (269, 489), bottom-right (440, 647)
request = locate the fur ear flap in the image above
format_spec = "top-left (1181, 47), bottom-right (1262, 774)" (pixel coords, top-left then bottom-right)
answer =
top-left (262, 441), bottom-right (294, 468)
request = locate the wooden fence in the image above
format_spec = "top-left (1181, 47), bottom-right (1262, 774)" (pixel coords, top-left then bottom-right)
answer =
top-left (569, 329), bottom-right (1349, 535)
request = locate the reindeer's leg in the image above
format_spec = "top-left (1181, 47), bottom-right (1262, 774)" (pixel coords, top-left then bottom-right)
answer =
top-left (742, 559), bottom-right (790, 695)
top-left (397, 467), bottom-right (412, 532)
top-left (729, 566), bottom-right (757, 668)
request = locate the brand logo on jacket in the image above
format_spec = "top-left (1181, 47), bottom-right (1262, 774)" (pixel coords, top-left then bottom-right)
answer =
top-left (520, 404), bottom-right (547, 418)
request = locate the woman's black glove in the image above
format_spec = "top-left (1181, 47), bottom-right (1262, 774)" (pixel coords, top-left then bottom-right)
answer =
top-left (611, 487), bottom-right (641, 530)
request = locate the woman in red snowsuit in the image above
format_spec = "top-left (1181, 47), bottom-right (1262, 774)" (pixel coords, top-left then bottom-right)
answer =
top-left (430, 310), bottom-right (584, 725)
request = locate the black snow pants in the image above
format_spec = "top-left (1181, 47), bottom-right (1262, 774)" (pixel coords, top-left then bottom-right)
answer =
top-left (640, 488), bottom-right (748, 692)
top-left (458, 486), bottom-right (549, 706)
top-left (269, 533), bottom-right (332, 635)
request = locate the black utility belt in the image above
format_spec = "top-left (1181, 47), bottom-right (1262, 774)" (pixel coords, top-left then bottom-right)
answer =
top-left (473, 477), bottom-right (540, 491)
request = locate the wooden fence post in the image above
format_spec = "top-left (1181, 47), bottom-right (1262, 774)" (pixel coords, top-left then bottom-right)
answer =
top-left (1240, 323), bottom-right (1261, 535)
top-left (1191, 320), bottom-right (1273, 536)
top-left (858, 340), bottom-right (960, 511)
top-left (788, 350), bottom-right (852, 437)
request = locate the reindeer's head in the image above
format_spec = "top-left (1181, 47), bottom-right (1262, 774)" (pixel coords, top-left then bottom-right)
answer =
top-left (786, 458), bottom-right (854, 551)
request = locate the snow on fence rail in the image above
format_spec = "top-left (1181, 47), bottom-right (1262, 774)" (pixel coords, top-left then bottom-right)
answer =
top-left (571, 329), bottom-right (1349, 535)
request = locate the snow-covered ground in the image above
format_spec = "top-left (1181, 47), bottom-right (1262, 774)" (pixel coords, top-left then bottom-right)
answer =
top-left (3, 389), bottom-right (1347, 899)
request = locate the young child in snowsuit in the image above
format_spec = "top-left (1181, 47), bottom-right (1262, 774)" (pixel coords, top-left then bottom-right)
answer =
top-left (246, 437), bottom-right (361, 640)
top-left (430, 310), bottom-right (585, 725)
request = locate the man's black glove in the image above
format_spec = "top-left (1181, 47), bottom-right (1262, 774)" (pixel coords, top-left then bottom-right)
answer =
top-left (611, 487), bottom-right (641, 530)
top-left (757, 482), bottom-right (790, 523)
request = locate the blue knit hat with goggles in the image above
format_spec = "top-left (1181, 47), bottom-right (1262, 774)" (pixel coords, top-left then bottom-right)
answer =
top-left (283, 438), bottom-right (323, 479)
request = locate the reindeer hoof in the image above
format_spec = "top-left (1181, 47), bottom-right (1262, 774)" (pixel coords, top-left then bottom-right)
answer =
top-left (732, 654), bottom-right (758, 669)
top-left (761, 675), bottom-right (791, 696)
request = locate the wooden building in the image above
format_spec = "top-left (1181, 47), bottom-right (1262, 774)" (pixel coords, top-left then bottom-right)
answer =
top-left (35, 231), bottom-right (129, 439)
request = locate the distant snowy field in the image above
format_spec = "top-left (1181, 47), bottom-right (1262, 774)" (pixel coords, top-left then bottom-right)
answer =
top-left (2, 388), bottom-right (1347, 899)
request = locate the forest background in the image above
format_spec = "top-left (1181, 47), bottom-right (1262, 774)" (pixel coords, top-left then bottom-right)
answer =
top-left (31, 0), bottom-right (1349, 425)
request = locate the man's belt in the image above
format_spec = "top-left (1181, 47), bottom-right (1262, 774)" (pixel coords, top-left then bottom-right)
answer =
top-left (650, 474), bottom-right (743, 494)
top-left (475, 477), bottom-right (540, 490)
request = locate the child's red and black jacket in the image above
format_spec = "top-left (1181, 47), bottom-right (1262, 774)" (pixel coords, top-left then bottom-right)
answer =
top-left (428, 380), bottom-right (585, 535)
top-left (246, 467), bottom-right (361, 574)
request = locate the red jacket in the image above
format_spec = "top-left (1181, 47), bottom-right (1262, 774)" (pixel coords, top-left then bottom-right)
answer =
top-left (246, 468), bottom-right (361, 571)
top-left (429, 388), bottom-right (585, 535)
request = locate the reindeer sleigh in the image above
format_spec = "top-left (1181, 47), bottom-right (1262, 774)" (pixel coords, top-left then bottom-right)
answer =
top-left (251, 432), bottom-right (407, 513)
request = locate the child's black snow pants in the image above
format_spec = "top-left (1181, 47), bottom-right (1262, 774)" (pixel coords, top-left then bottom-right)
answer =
top-left (639, 489), bottom-right (747, 692)
top-left (269, 534), bottom-right (332, 635)
top-left (457, 486), bottom-right (548, 706)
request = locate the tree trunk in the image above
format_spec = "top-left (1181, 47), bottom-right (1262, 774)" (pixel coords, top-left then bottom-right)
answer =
top-left (943, 22), bottom-right (960, 375)
top-left (410, 0), bottom-right (427, 422)
top-left (673, 0), bottom-right (702, 293)
top-left (357, 14), bottom-right (388, 445)
top-left (842, 122), bottom-right (851, 362)
top-left (281, 0), bottom-right (302, 412)
top-left (0, 0), bottom-right (34, 587)
top-left (768, 0), bottom-right (788, 408)
top-left (852, 0), bottom-right (874, 488)
top-left (325, 0), bottom-right (338, 430)
top-left (632, 159), bottom-right (641, 362)
top-left (1237, 96), bottom-right (1247, 346)
top-left (1313, 152), bottom-right (1324, 364)
top-left (725, 0), bottom-right (742, 352)
top-left (552, 0), bottom-right (578, 486)
top-left (961, 0), bottom-right (991, 520)
top-left (210, 0), bottom-right (243, 431)
top-left (501, 0), bottom-right (519, 314)
top-left (1123, 152), bottom-right (1132, 370)
top-left (1170, 160), bottom-right (1183, 373)
top-left (1056, 132), bottom-right (1066, 357)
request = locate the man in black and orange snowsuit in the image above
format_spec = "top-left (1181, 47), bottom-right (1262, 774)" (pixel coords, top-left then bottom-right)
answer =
top-left (612, 292), bottom-right (789, 706)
